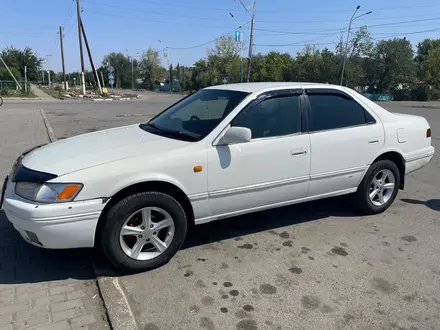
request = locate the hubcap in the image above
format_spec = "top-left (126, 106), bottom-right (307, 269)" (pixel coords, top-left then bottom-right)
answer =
top-left (369, 169), bottom-right (395, 207)
top-left (119, 207), bottom-right (175, 261)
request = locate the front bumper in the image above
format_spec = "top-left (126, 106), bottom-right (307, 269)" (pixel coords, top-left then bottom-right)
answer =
top-left (1, 176), bottom-right (105, 249)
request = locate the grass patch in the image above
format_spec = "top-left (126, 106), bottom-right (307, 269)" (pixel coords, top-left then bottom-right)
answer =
top-left (0, 89), bottom-right (36, 98)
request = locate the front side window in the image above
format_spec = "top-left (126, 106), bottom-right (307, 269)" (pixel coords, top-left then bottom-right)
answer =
top-left (231, 95), bottom-right (301, 139)
top-left (141, 89), bottom-right (249, 141)
top-left (308, 94), bottom-right (373, 132)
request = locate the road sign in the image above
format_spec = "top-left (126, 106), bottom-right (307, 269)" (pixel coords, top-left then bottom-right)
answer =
top-left (108, 72), bottom-right (115, 80)
top-left (163, 48), bottom-right (168, 58)
top-left (222, 75), bottom-right (228, 84)
top-left (235, 30), bottom-right (240, 42)
top-left (109, 79), bottom-right (115, 86)
top-left (128, 56), bottom-right (132, 63)
top-left (108, 65), bottom-right (115, 73)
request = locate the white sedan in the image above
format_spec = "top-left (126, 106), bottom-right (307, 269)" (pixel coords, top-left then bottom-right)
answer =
top-left (1, 83), bottom-right (434, 272)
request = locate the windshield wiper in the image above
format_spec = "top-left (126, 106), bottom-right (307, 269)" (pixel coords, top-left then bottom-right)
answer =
top-left (141, 122), bottom-right (200, 142)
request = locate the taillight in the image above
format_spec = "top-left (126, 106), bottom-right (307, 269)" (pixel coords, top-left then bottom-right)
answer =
top-left (427, 128), bottom-right (431, 138)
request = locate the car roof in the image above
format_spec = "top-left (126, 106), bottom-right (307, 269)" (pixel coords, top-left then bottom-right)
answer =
top-left (204, 82), bottom-right (339, 93)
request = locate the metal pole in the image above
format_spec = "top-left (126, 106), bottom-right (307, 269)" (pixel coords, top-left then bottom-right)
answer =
top-left (246, 1), bottom-right (256, 82)
top-left (59, 26), bottom-right (67, 90)
top-left (24, 66), bottom-right (27, 93)
top-left (100, 71), bottom-right (105, 89)
top-left (76, 0), bottom-right (86, 94)
top-left (240, 28), bottom-right (243, 83)
top-left (80, 19), bottom-right (102, 94)
top-left (131, 57), bottom-right (134, 90)
top-left (341, 6), bottom-right (360, 86)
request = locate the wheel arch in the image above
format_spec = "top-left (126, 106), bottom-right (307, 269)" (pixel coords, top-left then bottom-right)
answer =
top-left (94, 180), bottom-right (195, 247)
top-left (370, 151), bottom-right (406, 190)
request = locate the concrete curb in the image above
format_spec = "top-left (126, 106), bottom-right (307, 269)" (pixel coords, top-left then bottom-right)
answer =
top-left (92, 97), bottom-right (139, 102)
top-left (1, 97), bottom-right (42, 100)
top-left (40, 109), bottom-right (57, 142)
top-left (38, 108), bottom-right (138, 330)
top-left (92, 271), bottom-right (138, 330)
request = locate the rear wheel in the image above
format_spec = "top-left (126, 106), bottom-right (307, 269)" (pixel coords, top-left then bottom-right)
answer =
top-left (0, 96), bottom-right (3, 107)
top-left (356, 160), bottom-right (400, 214)
top-left (101, 191), bottom-right (187, 272)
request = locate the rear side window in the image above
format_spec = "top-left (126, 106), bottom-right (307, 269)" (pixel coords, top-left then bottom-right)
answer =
top-left (308, 94), bottom-right (374, 131)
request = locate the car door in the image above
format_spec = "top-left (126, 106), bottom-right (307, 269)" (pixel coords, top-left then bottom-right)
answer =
top-left (304, 88), bottom-right (384, 197)
top-left (207, 90), bottom-right (311, 218)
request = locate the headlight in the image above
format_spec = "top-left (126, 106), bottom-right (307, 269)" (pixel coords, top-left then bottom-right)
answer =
top-left (15, 182), bottom-right (83, 203)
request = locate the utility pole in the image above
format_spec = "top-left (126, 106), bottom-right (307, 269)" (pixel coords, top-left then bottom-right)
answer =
top-left (80, 19), bottom-right (103, 94)
top-left (59, 26), bottom-right (67, 90)
top-left (246, 0), bottom-right (256, 82)
top-left (76, 0), bottom-right (86, 94)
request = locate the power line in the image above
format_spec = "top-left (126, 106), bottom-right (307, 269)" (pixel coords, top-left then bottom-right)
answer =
top-left (87, 11), bottom-right (239, 30)
top-left (82, 0), bottom-right (231, 22)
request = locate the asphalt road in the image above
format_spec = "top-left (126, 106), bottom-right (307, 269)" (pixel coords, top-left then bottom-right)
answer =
top-left (4, 97), bottom-right (440, 330)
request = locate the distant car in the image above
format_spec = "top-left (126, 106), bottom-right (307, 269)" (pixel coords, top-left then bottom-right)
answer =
top-left (1, 82), bottom-right (435, 272)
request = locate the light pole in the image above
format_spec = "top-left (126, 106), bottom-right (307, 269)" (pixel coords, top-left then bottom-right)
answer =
top-left (125, 48), bottom-right (139, 90)
top-left (158, 40), bottom-right (172, 93)
top-left (229, 12), bottom-right (244, 83)
top-left (45, 54), bottom-right (52, 87)
top-left (340, 6), bottom-right (372, 86)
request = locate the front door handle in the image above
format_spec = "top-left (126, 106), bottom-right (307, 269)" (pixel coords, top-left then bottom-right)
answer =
top-left (368, 139), bottom-right (379, 144)
top-left (291, 150), bottom-right (307, 156)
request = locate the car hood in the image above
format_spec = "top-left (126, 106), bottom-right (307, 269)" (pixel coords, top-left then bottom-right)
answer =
top-left (22, 124), bottom-right (190, 176)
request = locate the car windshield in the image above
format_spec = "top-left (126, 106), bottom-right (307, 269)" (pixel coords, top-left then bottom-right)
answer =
top-left (140, 89), bottom-right (249, 142)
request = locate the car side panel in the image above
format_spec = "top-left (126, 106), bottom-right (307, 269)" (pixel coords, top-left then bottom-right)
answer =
top-left (52, 148), bottom-right (211, 220)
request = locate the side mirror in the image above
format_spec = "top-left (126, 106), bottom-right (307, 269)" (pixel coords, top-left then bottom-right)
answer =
top-left (221, 126), bottom-right (251, 145)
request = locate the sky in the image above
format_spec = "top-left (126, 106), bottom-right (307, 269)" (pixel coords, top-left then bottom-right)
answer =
top-left (2, 0), bottom-right (440, 73)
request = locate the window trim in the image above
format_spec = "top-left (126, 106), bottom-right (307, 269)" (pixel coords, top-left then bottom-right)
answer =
top-left (225, 89), bottom-right (307, 142)
top-left (304, 88), bottom-right (377, 134)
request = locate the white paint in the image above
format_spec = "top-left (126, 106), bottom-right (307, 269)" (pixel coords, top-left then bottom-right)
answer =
top-left (2, 83), bottom-right (435, 250)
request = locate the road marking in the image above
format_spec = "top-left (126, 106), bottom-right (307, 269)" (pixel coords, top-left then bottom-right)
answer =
top-left (40, 109), bottom-right (57, 142)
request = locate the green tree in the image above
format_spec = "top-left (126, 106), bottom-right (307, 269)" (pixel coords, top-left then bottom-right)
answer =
top-left (425, 46), bottom-right (440, 88)
top-left (0, 46), bottom-right (43, 81)
top-left (415, 38), bottom-right (440, 81)
top-left (101, 52), bottom-right (132, 88)
top-left (138, 47), bottom-right (164, 90)
top-left (366, 38), bottom-right (416, 93)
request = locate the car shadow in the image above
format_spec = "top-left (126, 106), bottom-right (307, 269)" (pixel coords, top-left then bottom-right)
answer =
top-left (0, 210), bottom-right (96, 284)
top-left (93, 195), bottom-right (366, 277)
top-left (400, 198), bottom-right (440, 212)
top-left (1, 195), bottom-right (366, 281)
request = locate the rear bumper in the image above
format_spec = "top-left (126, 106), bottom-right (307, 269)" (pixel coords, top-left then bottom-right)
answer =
top-left (2, 177), bottom-right (104, 249)
top-left (405, 146), bottom-right (435, 175)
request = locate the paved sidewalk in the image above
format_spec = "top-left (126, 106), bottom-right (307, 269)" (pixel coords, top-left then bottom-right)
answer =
top-left (29, 85), bottom-right (53, 100)
top-left (0, 108), bottom-right (109, 330)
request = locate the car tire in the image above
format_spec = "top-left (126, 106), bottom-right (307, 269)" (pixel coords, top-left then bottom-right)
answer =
top-left (356, 160), bottom-right (400, 215)
top-left (101, 191), bottom-right (187, 273)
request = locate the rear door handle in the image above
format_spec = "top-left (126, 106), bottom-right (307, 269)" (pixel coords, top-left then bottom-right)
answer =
top-left (291, 150), bottom-right (307, 156)
top-left (368, 139), bottom-right (379, 144)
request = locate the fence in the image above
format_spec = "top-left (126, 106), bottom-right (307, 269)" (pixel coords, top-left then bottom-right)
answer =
top-left (0, 80), bottom-right (31, 91)
top-left (361, 93), bottom-right (394, 101)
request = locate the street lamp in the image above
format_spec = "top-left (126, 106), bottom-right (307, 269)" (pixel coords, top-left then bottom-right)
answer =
top-left (340, 6), bottom-right (372, 86)
top-left (158, 40), bottom-right (172, 93)
top-left (45, 54), bottom-right (52, 87)
top-left (229, 12), bottom-right (244, 83)
top-left (125, 48), bottom-right (139, 90)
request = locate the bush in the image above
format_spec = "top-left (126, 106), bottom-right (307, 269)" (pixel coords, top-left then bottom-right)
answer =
top-left (54, 86), bottom-right (62, 93)
top-left (427, 89), bottom-right (440, 101)
top-left (0, 89), bottom-right (10, 96)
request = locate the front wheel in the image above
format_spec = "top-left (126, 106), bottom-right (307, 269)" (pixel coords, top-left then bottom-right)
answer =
top-left (356, 160), bottom-right (400, 214)
top-left (101, 192), bottom-right (187, 273)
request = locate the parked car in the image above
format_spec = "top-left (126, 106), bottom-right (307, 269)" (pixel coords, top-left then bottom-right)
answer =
top-left (1, 82), bottom-right (434, 272)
